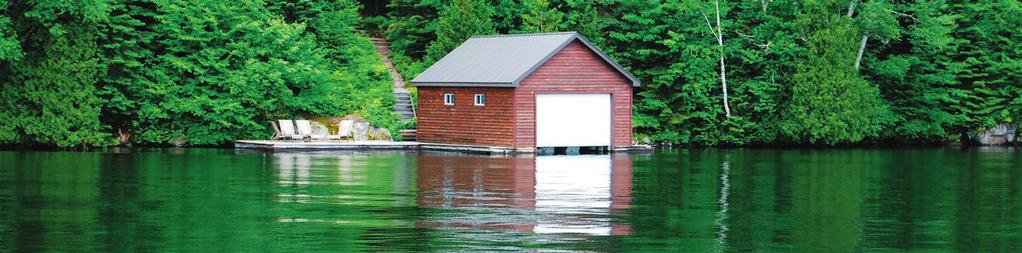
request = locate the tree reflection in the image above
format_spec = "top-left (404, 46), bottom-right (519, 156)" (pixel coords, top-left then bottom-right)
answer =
top-left (2, 148), bottom-right (1021, 252)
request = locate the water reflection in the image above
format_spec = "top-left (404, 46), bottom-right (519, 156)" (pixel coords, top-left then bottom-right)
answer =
top-left (1, 148), bottom-right (1021, 252)
top-left (414, 153), bottom-right (633, 236)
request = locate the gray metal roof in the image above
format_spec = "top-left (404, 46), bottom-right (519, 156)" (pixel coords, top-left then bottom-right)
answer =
top-left (411, 32), bottom-right (640, 87)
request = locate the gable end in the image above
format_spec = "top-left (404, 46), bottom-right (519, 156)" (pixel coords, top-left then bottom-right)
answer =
top-left (512, 34), bottom-right (640, 87)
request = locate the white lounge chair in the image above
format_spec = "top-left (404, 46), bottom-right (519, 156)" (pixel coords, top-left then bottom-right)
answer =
top-left (277, 120), bottom-right (304, 141)
top-left (295, 120), bottom-right (320, 141)
top-left (270, 121), bottom-right (285, 140)
top-left (330, 120), bottom-right (355, 141)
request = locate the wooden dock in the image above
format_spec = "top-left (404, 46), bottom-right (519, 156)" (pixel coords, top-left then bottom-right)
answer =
top-left (235, 140), bottom-right (420, 151)
top-left (235, 140), bottom-right (651, 154)
top-left (235, 140), bottom-right (517, 154)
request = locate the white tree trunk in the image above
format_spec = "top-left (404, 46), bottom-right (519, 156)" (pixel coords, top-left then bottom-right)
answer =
top-left (716, 0), bottom-right (731, 117)
top-left (848, 0), bottom-right (867, 70)
top-left (855, 34), bottom-right (867, 69)
top-left (847, 0), bottom-right (857, 17)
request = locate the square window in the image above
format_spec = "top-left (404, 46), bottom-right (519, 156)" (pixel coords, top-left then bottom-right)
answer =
top-left (474, 94), bottom-right (485, 106)
top-left (444, 93), bottom-right (454, 105)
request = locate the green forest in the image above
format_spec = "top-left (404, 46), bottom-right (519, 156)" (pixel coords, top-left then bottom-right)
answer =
top-left (0, 0), bottom-right (397, 148)
top-left (1, 0), bottom-right (1020, 148)
top-left (375, 0), bottom-right (1020, 146)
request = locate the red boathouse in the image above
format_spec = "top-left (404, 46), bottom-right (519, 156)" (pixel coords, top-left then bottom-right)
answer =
top-left (411, 32), bottom-right (640, 153)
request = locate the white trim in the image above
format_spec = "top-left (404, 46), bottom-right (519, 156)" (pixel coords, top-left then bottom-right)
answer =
top-left (443, 93), bottom-right (454, 105)
top-left (474, 94), bottom-right (486, 106)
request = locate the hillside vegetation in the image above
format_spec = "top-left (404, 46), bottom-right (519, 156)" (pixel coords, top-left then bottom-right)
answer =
top-left (378, 0), bottom-right (1021, 146)
top-left (0, 0), bottom-right (396, 148)
top-left (2, 0), bottom-right (1019, 148)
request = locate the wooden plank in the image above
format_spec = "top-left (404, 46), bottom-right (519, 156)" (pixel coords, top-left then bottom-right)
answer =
top-left (417, 87), bottom-right (516, 146)
top-left (515, 41), bottom-right (634, 149)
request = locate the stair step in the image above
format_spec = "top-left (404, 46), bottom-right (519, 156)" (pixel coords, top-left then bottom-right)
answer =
top-left (371, 36), bottom-right (416, 123)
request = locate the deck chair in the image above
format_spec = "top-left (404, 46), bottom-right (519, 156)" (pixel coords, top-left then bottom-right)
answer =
top-left (331, 120), bottom-right (355, 141)
top-left (277, 120), bottom-right (303, 141)
top-left (270, 121), bottom-right (285, 140)
top-left (295, 120), bottom-right (318, 141)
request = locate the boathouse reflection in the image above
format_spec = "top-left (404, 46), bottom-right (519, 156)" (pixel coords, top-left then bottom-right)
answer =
top-left (415, 153), bottom-right (633, 235)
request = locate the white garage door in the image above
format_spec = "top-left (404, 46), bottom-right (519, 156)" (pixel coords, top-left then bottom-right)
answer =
top-left (535, 94), bottom-right (611, 147)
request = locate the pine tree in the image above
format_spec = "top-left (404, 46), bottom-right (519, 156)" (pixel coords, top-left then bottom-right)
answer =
top-left (564, 0), bottom-right (606, 45)
top-left (865, 0), bottom-right (960, 141)
top-left (945, 1), bottom-right (1022, 138)
top-left (520, 0), bottom-right (564, 33)
top-left (425, 0), bottom-right (495, 63)
top-left (782, 3), bottom-right (894, 145)
top-left (96, 0), bottom-right (158, 142)
top-left (492, 0), bottom-right (523, 34)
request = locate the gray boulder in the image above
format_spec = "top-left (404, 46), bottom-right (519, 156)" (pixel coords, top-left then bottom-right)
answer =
top-left (368, 127), bottom-right (393, 141)
top-left (970, 123), bottom-right (1018, 145)
top-left (352, 122), bottom-right (370, 141)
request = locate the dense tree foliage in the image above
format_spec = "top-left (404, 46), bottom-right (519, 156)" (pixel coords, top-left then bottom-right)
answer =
top-left (0, 1), bottom-right (19, 61)
top-left (0, 0), bottom-right (111, 148)
top-left (379, 0), bottom-right (1021, 146)
top-left (1, 0), bottom-right (1019, 148)
top-left (782, 1), bottom-right (895, 144)
top-left (426, 0), bottom-right (496, 63)
top-left (1, 0), bottom-right (395, 148)
top-left (520, 0), bottom-right (564, 33)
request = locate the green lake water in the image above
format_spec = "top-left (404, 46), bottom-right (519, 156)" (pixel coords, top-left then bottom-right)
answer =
top-left (1, 148), bottom-right (1020, 252)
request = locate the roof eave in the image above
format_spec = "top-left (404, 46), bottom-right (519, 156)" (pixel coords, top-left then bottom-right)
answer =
top-left (412, 82), bottom-right (516, 88)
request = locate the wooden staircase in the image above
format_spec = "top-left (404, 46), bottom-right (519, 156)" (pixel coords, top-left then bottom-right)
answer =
top-left (370, 37), bottom-right (416, 140)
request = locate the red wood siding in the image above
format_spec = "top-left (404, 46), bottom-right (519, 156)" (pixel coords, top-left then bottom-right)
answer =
top-left (417, 87), bottom-right (515, 146)
top-left (514, 40), bottom-right (634, 149)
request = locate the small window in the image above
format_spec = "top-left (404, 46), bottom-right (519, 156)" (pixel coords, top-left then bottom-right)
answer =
top-left (443, 93), bottom-right (454, 105)
top-left (474, 94), bottom-right (486, 106)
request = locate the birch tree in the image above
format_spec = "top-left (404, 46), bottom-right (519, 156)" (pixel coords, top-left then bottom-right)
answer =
top-left (848, 0), bottom-right (900, 70)
top-left (704, 0), bottom-right (731, 117)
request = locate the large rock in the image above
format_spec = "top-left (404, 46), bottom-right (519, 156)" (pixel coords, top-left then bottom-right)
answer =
top-left (970, 123), bottom-right (1018, 145)
top-left (310, 121), bottom-right (330, 139)
top-left (368, 127), bottom-right (393, 141)
top-left (168, 134), bottom-right (187, 147)
top-left (352, 122), bottom-right (370, 141)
